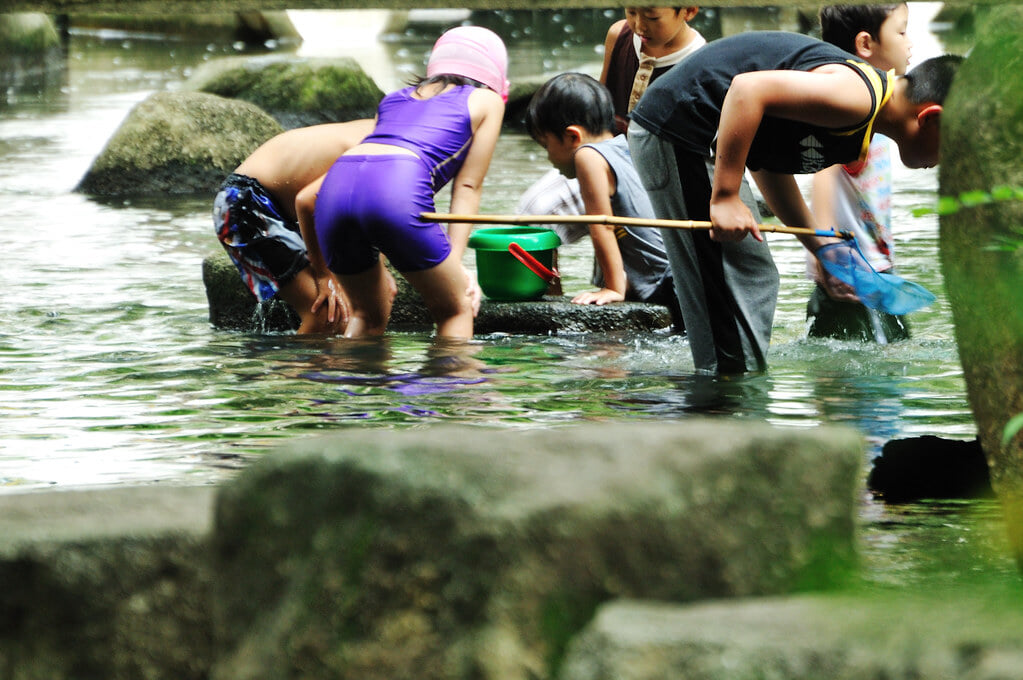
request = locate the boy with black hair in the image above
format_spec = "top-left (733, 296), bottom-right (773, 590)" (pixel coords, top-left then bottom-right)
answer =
top-left (628, 30), bottom-right (962, 373)
top-left (808, 3), bottom-right (914, 342)
top-left (525, 73), bottom-right (680, 324)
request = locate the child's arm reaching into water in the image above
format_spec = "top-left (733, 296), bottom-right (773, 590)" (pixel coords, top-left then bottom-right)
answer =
top-left (753, 170), bottom-right (858, 303)
top-left (573, 145), bottom-right (628, 305)
top-left (295, 174), bottom-right (348, 327)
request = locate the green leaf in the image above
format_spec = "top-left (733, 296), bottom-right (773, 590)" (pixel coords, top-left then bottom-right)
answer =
top-left (959, 190), bottom-right (993, 207)
top-left (991, 185), bottom-right (1016, 201)
top-left (1002, 412), bottom-right (1023, 449)
top-left (936, 196), bottom-right (961, 215)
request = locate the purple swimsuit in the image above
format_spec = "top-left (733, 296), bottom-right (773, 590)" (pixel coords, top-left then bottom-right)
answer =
top-left (314, 85), bottom-right (476, 274)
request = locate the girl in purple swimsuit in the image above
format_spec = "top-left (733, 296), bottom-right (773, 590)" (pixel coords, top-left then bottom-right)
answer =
top-left (297, 26), bottom-right (508, 339)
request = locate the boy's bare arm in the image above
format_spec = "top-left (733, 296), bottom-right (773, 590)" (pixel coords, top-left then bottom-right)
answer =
top-left (711, 67), bottom-right (876, 241)
top-left (752, 171), bottom-right (839, 252)
top-left (755, 169), bottom-right (857, 302)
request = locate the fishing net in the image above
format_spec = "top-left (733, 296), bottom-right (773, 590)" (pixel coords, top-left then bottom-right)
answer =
top-left (814, 240), bottom-right (936, 316)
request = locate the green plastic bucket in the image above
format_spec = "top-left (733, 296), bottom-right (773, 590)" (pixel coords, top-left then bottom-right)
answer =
top-left (467, 227), bottom-right (562, 301)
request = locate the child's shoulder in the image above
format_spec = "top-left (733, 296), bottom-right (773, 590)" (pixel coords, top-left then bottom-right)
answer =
top-left (604, 18), bottom-right (628, 42)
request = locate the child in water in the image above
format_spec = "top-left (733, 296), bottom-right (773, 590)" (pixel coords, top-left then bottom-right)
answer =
top-left (808, 3), bottom-right (914, 343)
top-left (628, 31), bottom-right (961, 373)
top-left (297, 26), bottom-right (508, 339)
top-left (600, 6), bottom-right (705, 135)
top-left (525, 73), bottom-right (681, 327)
top-left (213, 119), bottom-right (376, 334)
top-left (516, 7), bottom-right (706, 288)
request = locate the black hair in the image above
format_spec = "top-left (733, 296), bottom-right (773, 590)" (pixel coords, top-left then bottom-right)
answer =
top-left (903, 54), bottom-right (964, 105)
top-left (408, 74), bottom-right (487, 91)
top-left (524, 72), bottom-right (616, 142)
top-left (819, 4), bottom-right (902, 54)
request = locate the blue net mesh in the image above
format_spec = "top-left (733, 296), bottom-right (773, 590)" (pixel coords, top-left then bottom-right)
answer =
top-left (814, 240), bottom-right (936, 316)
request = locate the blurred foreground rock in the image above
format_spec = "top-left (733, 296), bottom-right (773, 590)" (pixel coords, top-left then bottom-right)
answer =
top-left (0, 486), bottom-right (216, 680)
top-left (2, 422), bottom-right (1022, 679)
top-left (939, 5), bottom-right (1023, 567)
top-left (209, 422), bottom-right (861, 680)
top-left (561, 594), bottom-right (1023, 680)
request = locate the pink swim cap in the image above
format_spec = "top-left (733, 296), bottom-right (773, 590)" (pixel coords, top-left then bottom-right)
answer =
top-left (426, 26), bottom-right (509, 102)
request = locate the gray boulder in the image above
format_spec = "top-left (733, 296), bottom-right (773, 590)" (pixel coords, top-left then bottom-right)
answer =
top-left (0, 486), bottom-right (216, 680)
top-left (562, 594), bottom-right (1023, 680)
top-left (210, 421), bottom-right (862, 680)
top-left (76, 91), bottom-right (282, 197)
top-left (183, 55), bottom-right (384, 129)
top-left (939, 5), bottom-right (1023, 568)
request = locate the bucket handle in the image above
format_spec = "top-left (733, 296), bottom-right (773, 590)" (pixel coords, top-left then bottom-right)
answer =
top-left (508, 243), bottom-right (559, 283)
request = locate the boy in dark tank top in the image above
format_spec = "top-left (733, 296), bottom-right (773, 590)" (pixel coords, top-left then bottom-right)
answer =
top-left (628, 31), bottom-right (962, 373)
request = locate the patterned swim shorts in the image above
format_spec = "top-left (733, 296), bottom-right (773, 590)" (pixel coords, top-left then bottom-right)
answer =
top-left (213, 173), bottom-right (309, 302)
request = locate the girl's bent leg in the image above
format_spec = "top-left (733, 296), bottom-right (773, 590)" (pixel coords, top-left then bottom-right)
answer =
top-left (338, 257), bottom-right (393, 337)
top-left (403, 255), bottom-right (474, 339)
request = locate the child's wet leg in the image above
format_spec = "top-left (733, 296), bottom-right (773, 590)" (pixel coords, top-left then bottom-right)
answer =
top-left (402, 255), bottom-right (474, 339)
top-left (338, 257), bottom-right (393, 337)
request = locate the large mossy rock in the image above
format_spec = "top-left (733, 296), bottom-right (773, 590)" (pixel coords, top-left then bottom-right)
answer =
top-left (0, 13), bottom-right (63, 92)
top-left (184, 55), bottom-right (384, 129)
top-left (0, 12), bottom-right (59, 54)
top-left (76, 91), bottom-right (282, 197)
top-left (210, 421), bottom-right (862, 680)
top-left (939, 6), bottom-right (1023, 568)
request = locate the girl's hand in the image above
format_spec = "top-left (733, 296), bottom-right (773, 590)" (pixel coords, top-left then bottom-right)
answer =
top-left (572, 288), bottom-right (625, 306)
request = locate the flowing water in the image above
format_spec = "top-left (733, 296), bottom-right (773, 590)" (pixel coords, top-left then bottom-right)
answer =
top-left (0, 6), bottom-right (1018, 585)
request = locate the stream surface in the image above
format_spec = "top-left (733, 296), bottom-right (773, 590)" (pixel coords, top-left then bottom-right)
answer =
top-left (1, 6), bottom-right (1017, 587)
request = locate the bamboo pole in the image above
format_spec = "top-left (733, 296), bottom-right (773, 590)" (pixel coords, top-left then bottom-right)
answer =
top-left (420, 212), bottom-right (852, 239)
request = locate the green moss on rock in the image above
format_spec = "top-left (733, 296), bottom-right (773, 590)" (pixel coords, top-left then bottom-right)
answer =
top-left (186, 56), bottom-right (384, 129)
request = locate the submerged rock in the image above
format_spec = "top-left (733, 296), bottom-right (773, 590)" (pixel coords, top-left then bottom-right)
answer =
top-left (183, 55), bottom-right (384, 129)
top-left (76, 91), bottom-right (282, 197)
top-left (868, 436), bottom-right (994, 503)
top-left (202, 254), bottom-right (674, 335)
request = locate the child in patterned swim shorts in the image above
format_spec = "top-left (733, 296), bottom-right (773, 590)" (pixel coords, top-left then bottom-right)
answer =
top-left (213, 119), bottom-right (378, 334)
